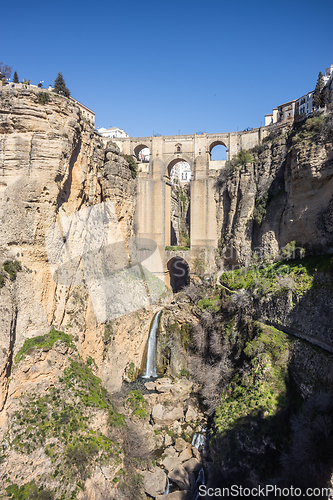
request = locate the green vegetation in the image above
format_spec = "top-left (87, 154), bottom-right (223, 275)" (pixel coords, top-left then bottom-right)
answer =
top-left (214, 323), bottom-right (291, 436)
top-left (313, 71), bottom-right (325, 109)
top-left (15, 329), bottom-right (75, 364)
top-left (291, 113), bottom-right (325, 146)
top-left (2, 259), bottom-right (21, 282)
top-left (0, 271), bottom-right (6, 288)
top-left (37, 92), bottom-right (50, 104)
top-left (227, 149), bottom-right (253, 171)
top-left (6, 481), bottom-right (54, 499)
top-left (53, 72), bottom-right (70, 98)
top-left (12, 71), bottom-right (19, 84)
top-left (220, 254), bottom-right (333, 296)
top-left (180, 231), bottom-right (190, 247)
top-left (253, 193), bottom-right (268, 226)
top-left (62, 358), bottom-right (125, 426)
top-left (165, 245), bottom-right (189, 251)
top-left (126, 390), bottom-right (148, 418)
top-left (7, 355), bottom-right (124, 497)
top-left (198, 294), bottom-right (220, 313)
top-left (123, 154), bottom-right (138, 179)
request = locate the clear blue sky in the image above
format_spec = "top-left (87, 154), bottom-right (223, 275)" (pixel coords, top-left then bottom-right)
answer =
top-left (2, 0), bottom-right (333, 137)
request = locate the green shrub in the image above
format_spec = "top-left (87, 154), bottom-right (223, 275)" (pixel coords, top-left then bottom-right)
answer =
top-left (126, 390), bottom-right (148, 418)
top-left (15, 329), bottom-right (75, 364)
top-left (3, 260), bottom-right (21, 281)
top-left (37, 92), bottom-right (50, 104)
top-left (0, 271), bottom-right (6, 288)
top-left (214, 323), bottom-right (291, 436)
top-left (123, 154), bottom-right (138, 179)
top-left (253, 193), bottom-right (268, 226)
top-left (198, 297), bottom-right (220, 313)
top-left (6, 481), bottom-right (54, 499)
top-left (165, 245), bottom-right (189, 251)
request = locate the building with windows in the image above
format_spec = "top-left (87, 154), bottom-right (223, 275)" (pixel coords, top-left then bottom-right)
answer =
top-left (295, 91), bottom-right (314, 121)
top-left (170, 162), bottom-right (192, 184)
top-left (265, 64), bottom-right (333, 126)
top-left (97, 127), bottom-right (129, 138)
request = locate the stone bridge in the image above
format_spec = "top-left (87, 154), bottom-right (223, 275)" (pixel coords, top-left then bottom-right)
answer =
top-left (110, 128), bottom-right (269, 288)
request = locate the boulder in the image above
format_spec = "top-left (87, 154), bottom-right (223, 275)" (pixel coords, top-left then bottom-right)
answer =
top-left (168, 464), bottom-right (191, 490)
top-left (164, 433), bottom-right (173, 447)
top-left (178, 447), bottom-right (192, 462)
top-left (151, 404), bottom-right (183, 426)
top-left (174, 437), bottom-right (187, 452)
top-left (191, 446), bottom-right (201, 461)
top-left (142, 467), bottom-right (167, 497)
top-left (144, 381), bottom-right (155, 391)
top-left (183, 457), bottom-right (202, 474)
top-left (164, 446), bottom-right (177, 457)
top-left (162, 456), bottom-right (182, 472)
top-left (185, 405), bottom-right (197, 422)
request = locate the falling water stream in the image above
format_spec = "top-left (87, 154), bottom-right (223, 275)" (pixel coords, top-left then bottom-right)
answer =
top-left (142, 311), bottom-right (162, 378)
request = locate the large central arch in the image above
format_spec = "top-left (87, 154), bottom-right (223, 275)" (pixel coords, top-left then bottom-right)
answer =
top-left (165, 157), bottom-right (192, 248)
top-left (166, 156), bottom-right (193, 177)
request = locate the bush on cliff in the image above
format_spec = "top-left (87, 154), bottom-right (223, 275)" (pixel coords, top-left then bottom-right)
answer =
top-left (123, 154), bottom-right (138, 178)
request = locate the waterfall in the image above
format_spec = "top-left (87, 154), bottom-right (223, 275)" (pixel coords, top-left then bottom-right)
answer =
top-left (191, 429), bottom-right (206, 450)
top-left (143, 311), bottom-right (161, 378)
top-left (163, 476), bottom-right (170, 495)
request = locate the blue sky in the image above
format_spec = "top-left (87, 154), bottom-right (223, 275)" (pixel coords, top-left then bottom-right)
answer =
top-left (2, 0), bottom-right (333, 138)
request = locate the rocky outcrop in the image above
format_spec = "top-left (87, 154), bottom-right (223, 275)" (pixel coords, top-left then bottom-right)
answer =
top-left (216, 111), bottom-right (333, 267)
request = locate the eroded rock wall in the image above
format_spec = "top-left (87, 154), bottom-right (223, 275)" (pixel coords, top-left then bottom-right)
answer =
top-left (0, 89), bottom-right (142, 407)
top-left (216, 113), bottom-right (333, 266)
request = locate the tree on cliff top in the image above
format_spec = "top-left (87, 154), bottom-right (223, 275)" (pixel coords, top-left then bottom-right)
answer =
top-left (53, 71), bottom-right (70, 97)
top-left (313, 71), bottom-right (325, 109)
top-left (0, 62), bottom-right (12, 80)
top-left (12, 71), bottom-right (19, 83)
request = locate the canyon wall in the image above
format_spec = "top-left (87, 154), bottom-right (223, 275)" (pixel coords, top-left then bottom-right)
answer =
top-left (215, 112), bottom-right (333, 267)
top-left (0, 88), bottom-right (157, 411)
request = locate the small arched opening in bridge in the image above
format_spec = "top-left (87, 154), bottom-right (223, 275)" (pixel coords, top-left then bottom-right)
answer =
top-left (167, 257), bottom-right (190, 293)
top-left (134, 144), bottom-right (150, 162)
top-left (167, 159), bottom-right (191, 248)
top-left (209, 141), bottom-right (227, 161)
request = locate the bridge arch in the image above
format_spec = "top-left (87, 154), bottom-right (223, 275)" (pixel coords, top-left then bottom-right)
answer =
top-left (209, 140), bottom-right (228, 161)
top-left (134, 143), bottom-right (150, 158)
top-left (167, 257), bottom-right (190, 292)
top-left (166, 156), bottom-right (193, 177)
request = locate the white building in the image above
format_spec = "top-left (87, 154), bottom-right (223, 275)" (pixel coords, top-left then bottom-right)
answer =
top-left (170, 162), bottom-right (192, 184)
top-left (97, 127), bottom-right (129, 138)
top-left (323, 64), bottom-right (333, 85)
top-left (295, 91), bottom-right (314, 121)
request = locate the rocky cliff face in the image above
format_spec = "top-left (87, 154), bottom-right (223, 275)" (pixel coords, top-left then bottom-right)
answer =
top-left (216, 110), bottom-right (333, 267)
top-left (0, 88), bottom-right (143, 409)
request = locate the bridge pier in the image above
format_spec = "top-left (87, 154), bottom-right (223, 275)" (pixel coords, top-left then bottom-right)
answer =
top-left (110, 127), bottom-right (270, 287)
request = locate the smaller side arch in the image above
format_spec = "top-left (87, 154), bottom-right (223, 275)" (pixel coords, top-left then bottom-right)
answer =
top-left (134, 143), bottom-right (150, 157)
top-left (208, 140), bottom-right (227, 153)
top-left (209, 140), bottom-right (228, 161)
top-left (167, 257), bottom-right (190, 292)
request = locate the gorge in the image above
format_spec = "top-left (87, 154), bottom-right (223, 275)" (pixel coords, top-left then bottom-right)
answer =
top-left (0, 87), bottom-right (333, 499)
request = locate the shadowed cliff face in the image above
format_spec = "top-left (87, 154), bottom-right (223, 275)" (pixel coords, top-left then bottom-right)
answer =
top-left (216, 111), bottom-right (333, 267)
